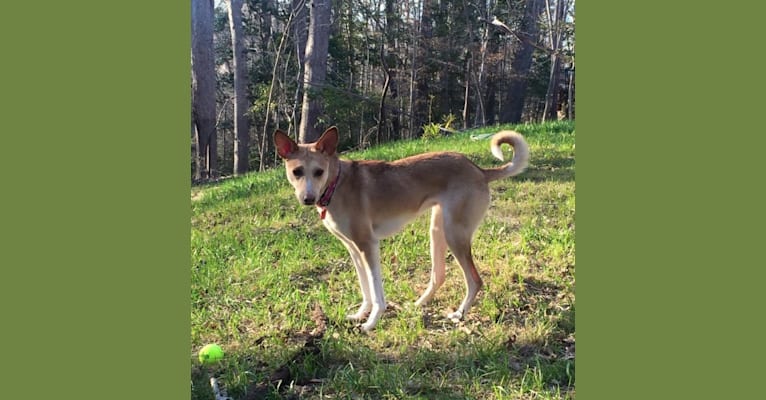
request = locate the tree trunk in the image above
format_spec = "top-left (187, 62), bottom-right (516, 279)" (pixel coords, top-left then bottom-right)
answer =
top-left (384, 0), bottom-right (400, 141)
top-left (412, 0), bottom-right (433, 135)
top-left (463, 54), bottom-right (470, 129)
top-left (191, 0), bottom-right (217, 181)
top-left (227, 0), bottom-right (250, 175)
top-left (291, 0), bottom-right (308, 137)
top-left (543, 0), bottom-right (567, 121)
top-left (408, 21), bottom-right (417, 138)
top-left (500, 0), bottom-right (544, 124)
top-left (377, 67), bottom-right (390, 145)
top-left (543, 55), bottom-right (561, 121)
top-left (298, 0), bottom-right (331, 144)
top-left (483, 29), bottom-right (501, 125)
top-left (261, 1), bottom-right (303, 170)
top-left (567, 63), bottom-right (574, 119)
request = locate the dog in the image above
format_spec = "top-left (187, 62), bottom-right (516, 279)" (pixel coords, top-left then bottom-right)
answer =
top-left (274, 126), bottom-right (529, 331)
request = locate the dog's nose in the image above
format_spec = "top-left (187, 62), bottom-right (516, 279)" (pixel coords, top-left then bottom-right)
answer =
top-left (302, 196), bottom-right (316, 205)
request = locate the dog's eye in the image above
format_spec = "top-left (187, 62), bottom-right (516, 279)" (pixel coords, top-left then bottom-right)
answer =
top-left (293, 168), bottom-right (304, 178)
top-left (314, 169), bottom-right (324, 178)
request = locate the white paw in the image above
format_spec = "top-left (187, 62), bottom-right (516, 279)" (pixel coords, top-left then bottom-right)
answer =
top-left (447, 310), bottom-right (463, 321)
top-left (346, 311), bottom-right (368, 321)
top-left (347, 303), bottom-right (371, 321)
top-left (360, 321), bottom-right (377, 332)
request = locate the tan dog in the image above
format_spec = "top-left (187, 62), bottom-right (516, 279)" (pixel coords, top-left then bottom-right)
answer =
top-left (274, 127), bottom-right (529, 331)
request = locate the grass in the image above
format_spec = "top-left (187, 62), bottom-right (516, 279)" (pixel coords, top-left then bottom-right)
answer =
top-left (191, 120), bottom-right (575, 399)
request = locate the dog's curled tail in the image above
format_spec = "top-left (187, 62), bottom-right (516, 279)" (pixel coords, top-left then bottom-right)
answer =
top-left (484, 130), bottom-right (530, 182)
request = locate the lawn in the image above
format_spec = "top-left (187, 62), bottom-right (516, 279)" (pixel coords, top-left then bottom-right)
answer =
top-left (191, 120), bottom-right (575, 399)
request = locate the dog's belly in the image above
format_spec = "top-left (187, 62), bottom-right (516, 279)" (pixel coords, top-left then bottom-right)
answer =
top-left (372, 198), bottom-right (438, 238)
top-left (372, 214), bottom-right (415, 238)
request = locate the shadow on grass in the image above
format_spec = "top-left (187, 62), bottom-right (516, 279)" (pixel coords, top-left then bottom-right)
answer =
top-left (532, 151), bottom-right (574, 180)
top-left (191, 296), bottom-right (575, 399)
top-left (470, 149), bottom-right (574, 183)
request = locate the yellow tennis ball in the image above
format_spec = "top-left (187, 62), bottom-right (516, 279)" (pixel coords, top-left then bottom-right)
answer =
top-left (198, 344), bottom-right (224, 364)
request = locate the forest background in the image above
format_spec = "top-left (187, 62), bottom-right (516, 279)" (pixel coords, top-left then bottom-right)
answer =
top-left (191, 0), bottom-right (575, 180)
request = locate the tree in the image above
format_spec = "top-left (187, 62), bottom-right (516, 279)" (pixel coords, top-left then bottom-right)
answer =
top-left (542, 0), bottom-right (568, 121)
top-left (291, 0), bottom-right (309, 136)
top-left (369, 0), bottom-right (403, 143)
top-left (298, 0), bottom-right (332, 144)
top-left (498, 0), bottom-right (545, 123)
top-left (259, 0), bottom-right (305, 170)
top-left (191, 0), bottom-right (574, 174)
top-left (227, 0), bottom-right (250, 175)
top-left (192, 0), bottom-right (218, 181)
top-left (411, 0), bottom-right (434, 134)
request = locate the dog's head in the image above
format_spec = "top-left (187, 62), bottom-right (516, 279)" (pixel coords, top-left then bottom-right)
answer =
top-left (274, 126), bottom-right (339, 206)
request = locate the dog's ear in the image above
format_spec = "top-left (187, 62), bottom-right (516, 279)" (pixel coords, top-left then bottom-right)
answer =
top-left (274, 130), bottom-right (299, 159)
top-left (314, 126), bottom-right (339, 156)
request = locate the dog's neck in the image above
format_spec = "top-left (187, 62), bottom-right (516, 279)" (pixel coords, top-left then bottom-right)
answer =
top-left (317, 160), bottom-right (342, 219)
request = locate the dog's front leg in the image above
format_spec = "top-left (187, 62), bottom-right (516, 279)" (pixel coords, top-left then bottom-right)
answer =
top-left (357, 239), bottom-right (386, 332)
top-left (339, 240), bottom-right (372, 321)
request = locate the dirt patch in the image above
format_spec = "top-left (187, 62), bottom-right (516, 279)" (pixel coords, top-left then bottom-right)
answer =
top-left (243, 303), bottom-right (328, 400)
top-left (191, 190), bottom-right (205, 202)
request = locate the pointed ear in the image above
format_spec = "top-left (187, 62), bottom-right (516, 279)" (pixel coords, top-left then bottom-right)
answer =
top-left (314, 126), bottom-right (339, 156)
top-left (274, 130), bottom-right (299, 159)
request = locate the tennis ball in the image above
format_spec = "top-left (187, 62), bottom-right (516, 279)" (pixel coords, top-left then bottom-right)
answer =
top-left (198, 343), bottom-right (224, 364)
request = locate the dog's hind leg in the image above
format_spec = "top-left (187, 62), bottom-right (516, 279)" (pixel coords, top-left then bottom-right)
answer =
top-left (442, 192), bottom-right (489, 321)
top-left (446, 241), bottom-right (483, 321)
top-left (415, 205), bottom-right (447, 307)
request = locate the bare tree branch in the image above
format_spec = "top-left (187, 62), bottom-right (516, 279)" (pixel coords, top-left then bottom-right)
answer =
top-left (486, 16), bottom-right (573, 62)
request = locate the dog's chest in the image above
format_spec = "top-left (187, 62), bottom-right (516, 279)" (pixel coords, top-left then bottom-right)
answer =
top-left (321, 212), bottom-right (349, 238)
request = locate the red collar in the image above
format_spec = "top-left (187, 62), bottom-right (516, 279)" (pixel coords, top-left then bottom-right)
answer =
top-left (317, 164), bottom-right (341, 219)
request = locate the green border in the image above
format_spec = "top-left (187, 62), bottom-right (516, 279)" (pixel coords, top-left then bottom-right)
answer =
top-left (579, 3), bottom-right (678, 398)
top-left (2, 2), bottom-right (189, 398)
top-left (580, 2), bottom-right (765, 399)
top-left (5, 1), bottom-right (763, 398)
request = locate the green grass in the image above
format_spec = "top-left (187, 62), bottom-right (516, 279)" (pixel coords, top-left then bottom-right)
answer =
top-left (191, 120), bottom-right (575, 399)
